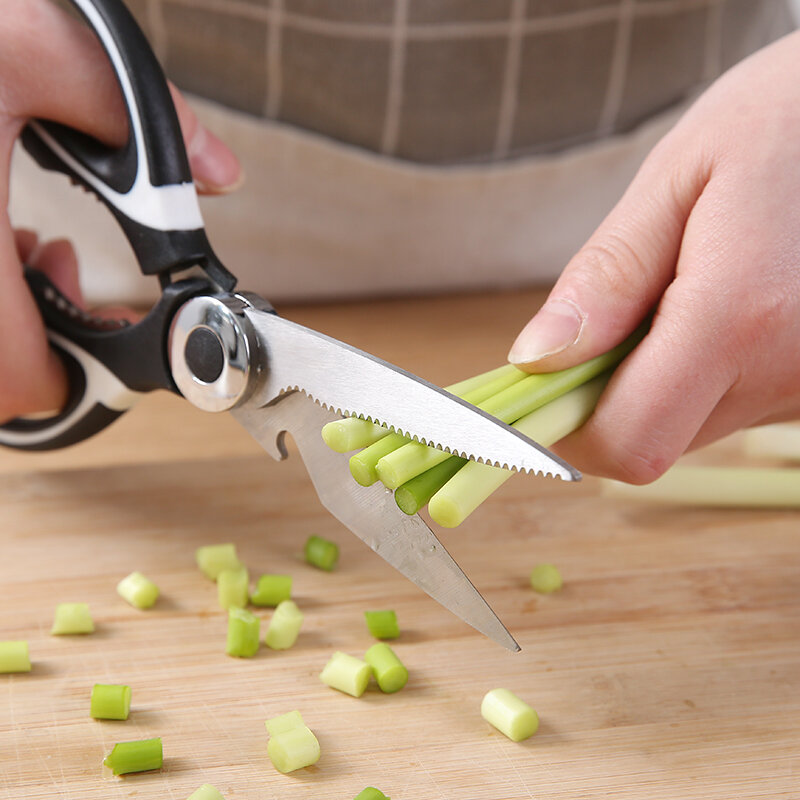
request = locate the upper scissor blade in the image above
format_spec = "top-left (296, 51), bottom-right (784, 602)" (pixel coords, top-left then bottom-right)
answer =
top-left (241, 306), bottom-right (579, 481)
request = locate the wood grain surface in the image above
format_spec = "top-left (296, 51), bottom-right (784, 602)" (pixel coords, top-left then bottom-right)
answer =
top-left (1, 289), bottom-right (798, 800)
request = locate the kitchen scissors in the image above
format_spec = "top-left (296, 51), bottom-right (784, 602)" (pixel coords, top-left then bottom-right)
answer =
top-left (0, 0), bottom-right (580, 650)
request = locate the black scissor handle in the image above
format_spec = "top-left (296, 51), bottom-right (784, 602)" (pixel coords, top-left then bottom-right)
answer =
top-left (21, 0), bottom-right (234, 290)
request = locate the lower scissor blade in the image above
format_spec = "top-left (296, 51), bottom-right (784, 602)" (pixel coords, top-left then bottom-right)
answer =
top-left (232, 392), bottom-right (520, 652)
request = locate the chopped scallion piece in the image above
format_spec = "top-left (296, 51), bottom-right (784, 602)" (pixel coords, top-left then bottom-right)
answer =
top-left (320, 651), bottom-right (371, 698)
top-left (349, 433), bottom-right (407, 486)
top-left (226, 607), bottom-right (260, 658)
top-left (428, 373), bottom-right (610, 527)
top-left (322, 418), bottom-right (389, 453)
top-left (217, 566), bottom-right (249, 610)
top-left (529, 563), bottom-right (563, 594)
top-left (187, 785), bottom-right (226, 800)
top-left (90, 684), bottom-right (131, 720)
top-left (364, 643), bottom-right (408, 693)
top-left (0, 641), bottom-right (31, 673)
top-left (264, 600), bottom-right (304, 650)
top-left (354, 788), bottom-right (390, 800)
top-left (117, 571), bottom-right (159, 609)
top-left (250, 574), bottom-right (292, 607)
top-left (395, 456), bottom-right (466, 515)
top-left (364, 610), bottom-right (400, 640)
top-left (304, 535), bottom-right (339, 571)
top-left (265, 711), bottom-right (320, 773)
top-left (481, 688), bottom-right (539, 742)
top-left (51, 602), bottom-right (94, 635)
top-left (196, 543), bottom-right (243, 581)
top-left (103, 737), bottom-right (163, 775)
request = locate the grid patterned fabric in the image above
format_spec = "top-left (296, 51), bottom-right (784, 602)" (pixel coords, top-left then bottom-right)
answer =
top-left (117, 1), bottom-right (794, 162)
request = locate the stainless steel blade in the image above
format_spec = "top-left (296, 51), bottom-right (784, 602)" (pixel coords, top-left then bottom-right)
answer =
top-left (239, 303), bottom-right (579, 481)
top-left (231, 391), bottom-right (520, 652)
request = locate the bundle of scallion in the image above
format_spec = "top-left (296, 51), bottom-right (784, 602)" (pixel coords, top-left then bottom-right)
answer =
top-left (322, 326), bottom-right (647, 527)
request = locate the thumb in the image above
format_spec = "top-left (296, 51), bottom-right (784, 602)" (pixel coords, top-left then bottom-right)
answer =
top-left (508, 142), bottom-right (710, 372)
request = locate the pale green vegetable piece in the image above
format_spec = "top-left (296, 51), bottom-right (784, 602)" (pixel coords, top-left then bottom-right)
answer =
top-left (364, 643), bottom-right (408, 693)
top-left (187, 785), bottom-right (226, 800)
top-left (90, 684), bottom-right (131, 720)
top-left (51, 602), bottom-right (94, 635)
top-left (103, 737), bottom-right (163, 775)
top-left (742, 423), bottom-right (800, 462)
top-left (603, 466), bottom-right (800, 508)
top-left (264, 600), bottom-right (304, 650)
top-left (354, 789), bottom-right (390, 800)
top-left (444, 363), bottom-right (524, 400)
top-left (0, 641), bottom-right (31, 673)
top-left (529, 563), bottom-right (563, 594)
top-left (226, 607), bottom-right (260, 658)
top-left (196, 543), bottom-right (243, 581)
top-left (117, 571), bottom-right (159, 609)
top-left (320, 651), bottom-right (371, 697)
top-left (267, 726), bottom-right (321, 773)
top-left (364, 609), bottom-right (400, 640)
top-left (304, 535), bottom-right (339, 571)
top-left (265, 709), bottom-right (306, 736)
top-left (322, 417), bottom-right (389, 452)
top-left (217, 566), bottom-right (249, 610)
top-left (429, 373), bottom-right (610, 527)
top-left (481, 688), bottom-right (539, 742)
top-left (349, 433), bottom-right (407, 486)
top-left (250, 574), bottom-right (292, 607)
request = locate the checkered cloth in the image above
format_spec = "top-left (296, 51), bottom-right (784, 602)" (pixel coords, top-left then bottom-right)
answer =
top-left (124, 0), bottom-right (795, 163)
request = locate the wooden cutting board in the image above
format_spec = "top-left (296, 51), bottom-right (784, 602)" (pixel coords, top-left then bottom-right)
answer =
top-left (1, 290), bottom-right (798, 800)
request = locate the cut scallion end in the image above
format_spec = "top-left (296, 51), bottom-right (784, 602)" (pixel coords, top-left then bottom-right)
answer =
top-left (376, 440), bottom-right (452, 490)
top-left (196, 543), bottom-right (243, 581)
top-left (304, 535), bottom-right (339, 571)
top-left (322, 417), bottom-right (388, 452)
top-left (187, 784), bottom-right (226, 800)
top-left (364, 610), bottom-right (400, 640)
top-left (320, 651), bottom-right (371, 697)
top-left (217, 566), bottom-right (249, 610)
top-left (265, 713), bottom-right (320, 773)
top-left (395, 457), bottom-right (467, 515)
top-left (51, 602), bottom-right (94, 635)
top-left (0, 641), bottom-right (31, 673)
top-left (250, 574), bottom-right (292, 607)
top-left (117, 571), bottom-right (159, 609)
top-left (529, 563), bottom-right (563, 594)
top-left (226, 607), bottom-right (260, 658)
top-left (364, 643), bottom-right (408, 693)
top-left (90, 684), bottom-right (131, 720)
top-left (354, 788), bottom-right (391, 800)
top-left (349, 433), bottom-right (408, 486)
top-left (103, 737), bottom-right (163, 775)
top-left (481, 688), bottom-right (539, 742)
top-left (264, 600), bottom-right (304, 650)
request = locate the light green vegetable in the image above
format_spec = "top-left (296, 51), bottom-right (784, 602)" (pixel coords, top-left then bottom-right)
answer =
top-left (304, 535), bottom-right (339, 571)
top-left (320, 651), bottom-right (371, 698)
top-left (394, 457), bottom-right (467, 516)
top-left (481, 688), bottom-right (539, 742)
top-left (444, 363), bottom-right (525, 401)
top-left (349, 433), bottom-right (408, 486)
top-left (322, 418), bottom-right (389, 453)
top-left (364, 610), bottom-right (400, 640)
top-left (602, 465), bottom-right (800, 508)
top-left (354, 789), bottom-right (390, 800)
top-left (187, 785), bottom-right (226, 800)
top-left (0, 641), bottom-right (31, 673)
top-left (264, 600), bottom-right (304, 650)
top-left (265, 710), bottom-right (320, 773)
top-left (217, 566), bottom-right (249, 610)
top-left (116, 571), bottom-right (159, 609)
top-left (103, 737), bottom-right (163, 775)
top-left (364, 643), bottom-right (408, 693)
top-left (196, 543), bottom-right (243, 581)
top-left (529, 563), bottom-right (563, 594)
top-left (742, 423), bottom-right (800, 462)
top-left (90, 684), bottom-right (131, 720)
top-left (428, 373), bottom-right (610, 527)
top-left (51, 602), bottom-right (94, 635)
top-left (226, 607), bottom-right (260, 658)
top-left (250, 574), bottom-right (292, 607)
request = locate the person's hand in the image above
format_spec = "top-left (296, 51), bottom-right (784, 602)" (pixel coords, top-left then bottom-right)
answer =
top-left (508, 30), bottom-right (800, 484)
top-left (0, 0), bottom-right (242, 424)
